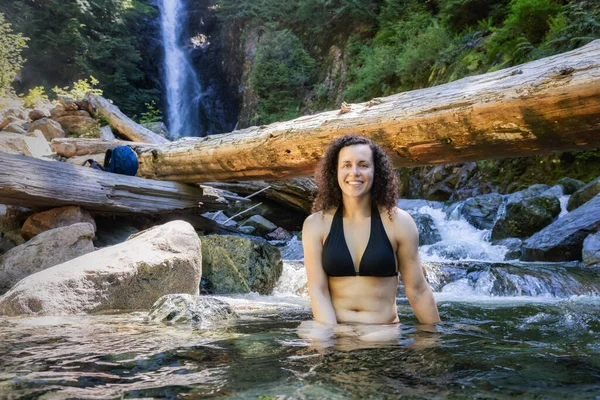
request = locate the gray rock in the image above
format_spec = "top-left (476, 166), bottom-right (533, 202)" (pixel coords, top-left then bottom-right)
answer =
top-left (556, 177), bottom-right (585, 195)
top-left (99, 125), bottom-right (115, 140)
top-left (201, 211), bottom-right (237, 227)
top-left (142, 122), bottom-right (171, 140)
top-left (582, 232), bottom-right (600, 267)
top-left (27, 118), bottom-right (66, 141)
top-left (242, 215), bottom-right (277, 236)
top-left (492, 193), bottom-right (561, 240)
top-left (54, 115), bottom-right (99, 137)
top-left (2, 121), bottom-right (28, 135)
top-left (460, 193), bottom-right (503, 230)
top-left (0, 220), bottom-right (201, 316)
top-left (425, 243), bottom-right (488, 260)
top-left (200, 234), bottom-right (282, 295)
top-left (567, 176), bottom-right (600, 211)
top-left (411, 213), bottom-right (442, 245)
top-left (0, 223), bottom-right (95, 295)
top-left (505, 184), bottom-right (551, 204)
top-left (238, 226), bottom-right (256, 235)
top-left (266, 227), bottom-right (293, 241)
top-left (492, 238), bottom-right (523, 261)
top-left (146, 294), bottom-right (238, 327)
top-left (522, 194), bottom-right (600, 261)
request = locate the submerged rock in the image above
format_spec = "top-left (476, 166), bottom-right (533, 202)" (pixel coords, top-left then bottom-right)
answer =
top-left (567, 176), bottom-right (600, 211)
top-left (522, 194), bottom-right (600, 262)
top-left (0, 220), bottom-right (201, 316)
top-left (0, 223), bottom-right (95, 295)
top-left (582, 232), bottom-right (600, 268)
top-left (21, 206), bottom-right (96, 240)
top-left (201, 234), bottom-right (282, 295)
top-left (147, 294), bottom-right (237, 327)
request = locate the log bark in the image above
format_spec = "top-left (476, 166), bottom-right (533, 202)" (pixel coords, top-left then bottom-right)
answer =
top-left (207, 178), bottom-right (317, 213)
top-left (84, 93), bottom-right (169, 144)
top-left (0, 152), bottom-right (227, 214)
top-left (136, 40), bottom-right (600, 183)
top-left (51, 137), bottom-right (150, 158)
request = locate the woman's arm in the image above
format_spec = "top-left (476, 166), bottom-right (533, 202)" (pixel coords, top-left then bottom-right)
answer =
top-left (394, 209), bottom-right (441, 325)
top-left (302, 213), bottom-right (338, 325)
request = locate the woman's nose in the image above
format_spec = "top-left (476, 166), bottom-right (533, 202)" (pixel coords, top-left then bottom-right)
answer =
top-left (351, 164), bottom-right (360, 175)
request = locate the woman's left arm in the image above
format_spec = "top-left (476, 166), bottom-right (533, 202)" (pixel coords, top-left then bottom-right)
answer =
top-left (394, 209), bottom-right (441, 325)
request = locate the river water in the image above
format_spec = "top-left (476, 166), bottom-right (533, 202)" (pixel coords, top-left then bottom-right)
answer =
top-left (1, 202), bottom-right (600, 399)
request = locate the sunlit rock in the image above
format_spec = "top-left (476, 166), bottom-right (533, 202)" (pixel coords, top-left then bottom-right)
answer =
top-left (0, 222), bottom-right (95, 295)
top-left (21, 206), bottom-right (96, 240)
top-left (0, 220), bottom-right (201, 316)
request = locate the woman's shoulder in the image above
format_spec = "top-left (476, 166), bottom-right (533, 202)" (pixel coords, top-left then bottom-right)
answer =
top-left (303, 208), bottom-right (335, 230)
top-left (378, 206), bottom-right (418, 236)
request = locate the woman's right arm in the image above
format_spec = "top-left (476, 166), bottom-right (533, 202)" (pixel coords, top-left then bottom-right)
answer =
top-left (302, 213), bottom-right (338, 325)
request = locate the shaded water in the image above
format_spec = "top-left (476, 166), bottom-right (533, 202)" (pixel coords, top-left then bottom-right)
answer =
top-left (1, 295), bottom-right (600, 399)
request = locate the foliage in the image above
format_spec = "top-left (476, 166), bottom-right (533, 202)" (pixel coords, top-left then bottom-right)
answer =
top-left (52, 76), bottom-right (103, 100)
top-left (0, 12), bottom-right (28, 94)
top-left (248, 30), bottom-right (315, 124)
top-left (138, 100), bottom-right (162, 124)
top-left (22, 85), bottom-right (47, 108)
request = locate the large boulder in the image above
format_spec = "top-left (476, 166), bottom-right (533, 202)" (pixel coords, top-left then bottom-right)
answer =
top-left (28, 118), bottom-right (66, 141)
top-left (567, 176), bottom-right (600, 211)
top-left (522, 194), bottom-right (600, 261)
top-left (200, 234), bottom-right (283, 294)
top-left (0, 223), bottom-right (95, 295)
top-left (460, 193), bottom-right (503, 230)
top-left (491, 187), bottom-right (561, 241)
top-left (582, 232), bottom-right (600, 268)
top-left (54, 114), bottom-right (100, 137)
top-left (0, 220), bottom-right (201, 316)
top-left (21, 206), bottom-right (96, 240)
top-left (146, 294), bottom-right (238, 327)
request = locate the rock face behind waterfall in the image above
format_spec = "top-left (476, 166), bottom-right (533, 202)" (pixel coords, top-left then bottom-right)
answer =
top-left (0, 221), bottom-right (201, 316)
top-left (0, 223), bottom-right (95, 295)
top-left (522, 195), bottom-right (600, 262)
top-left (200, 235), bottom-right (282, 295)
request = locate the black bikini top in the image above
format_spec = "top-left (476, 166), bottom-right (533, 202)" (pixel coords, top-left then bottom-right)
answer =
top-left (322, 204), bottom-right (397, 277)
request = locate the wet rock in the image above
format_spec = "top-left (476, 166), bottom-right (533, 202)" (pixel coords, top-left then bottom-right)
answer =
top-left (272, 261), bottom-right (308, 296)
top-left (201, 211), bottom-right (237, 227)
top-left (0, 223), bottom-right (95, 295)
top-left (266, 227), bottom-right (293, 241)
top-left (242, 215), bottom-right (277, 236)
top-left (460, 193), bottom-right (503, 230)
top-left (582, 232), bottom-right (600, 267)
top-left (411, 213), bottom-right (442, 245)
top-left (425, 243), bottom-right (488, 260)
top-left (147, 294), bottom-right (238, 327)
top-left (492, 238), bottom-right (523, 260)
top-left (200, 234), bottom-right (282, 294)
top-left (28, 118), bottom-right (66, 141)
top-left (567, 176), bottom-right (600, 211)
top-left (522, 194), bottom-right (600, 261)
top-left (556, 177), bottom-right (585, 195)
top-left (0, 220), bottom-right (202, 316)
top-left (28, 109), bottom-right (50, 121)
top-left (21, 206), bottom-right (96, 240)
top-left (491, 188), bottom-right (560, 240)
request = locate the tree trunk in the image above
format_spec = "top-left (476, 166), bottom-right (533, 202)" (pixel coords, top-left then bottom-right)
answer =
top-left (51, 138), bottom-right (151, 158)
top-left (136, 40), bottom-right (600, 183)
top-left (84, 93), bottom-right (169, 144)
top-left (0, 152), bottom-right (227, 214)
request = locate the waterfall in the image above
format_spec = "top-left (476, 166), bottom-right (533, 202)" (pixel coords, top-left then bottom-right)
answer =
top-left (158, 0), bottom-right (203, 138)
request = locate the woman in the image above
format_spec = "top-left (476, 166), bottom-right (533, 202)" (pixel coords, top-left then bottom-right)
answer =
top-left (302, 135), bottom-right (440, 336)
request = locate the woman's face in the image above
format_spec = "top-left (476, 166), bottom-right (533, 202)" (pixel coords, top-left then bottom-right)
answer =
top-left (337, 144), bottom-right (375, 199)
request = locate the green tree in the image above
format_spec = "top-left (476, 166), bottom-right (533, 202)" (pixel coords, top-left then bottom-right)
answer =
top-left (0, 12), bottom-right (28, 94)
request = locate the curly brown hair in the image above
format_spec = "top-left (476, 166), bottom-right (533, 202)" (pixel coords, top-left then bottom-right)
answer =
top-left (312, 135), bottom-right (399, 217)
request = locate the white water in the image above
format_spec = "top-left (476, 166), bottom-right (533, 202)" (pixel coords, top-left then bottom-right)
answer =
top-left (158, 0), bottom-right (203, 138)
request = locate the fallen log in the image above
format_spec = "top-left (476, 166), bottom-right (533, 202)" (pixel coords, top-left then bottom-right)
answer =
top-left (207, 178), bottom-right (317, 213)
top-left (136, 39), bottom-right (600, 183)
top-left (0, 152), bottom-right (228, 214)
top-left (51, 138), bottom-right (151, 158)
top-left (84, 93), bottom-right (169, 144)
